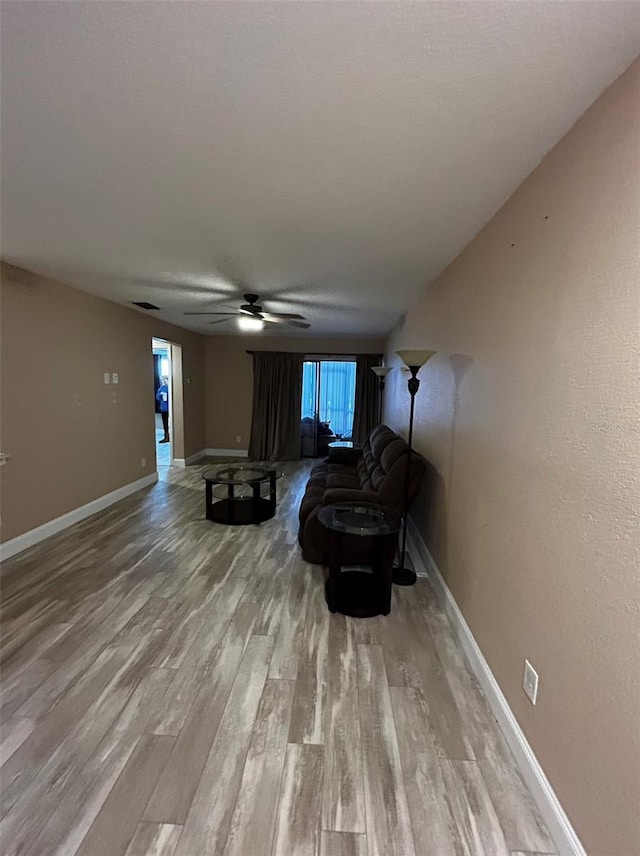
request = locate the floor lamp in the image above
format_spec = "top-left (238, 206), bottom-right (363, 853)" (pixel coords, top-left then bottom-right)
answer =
top-left (370, 365), bottom-right (393, 424)
top-left (394, 348), bottom-right (437, 586)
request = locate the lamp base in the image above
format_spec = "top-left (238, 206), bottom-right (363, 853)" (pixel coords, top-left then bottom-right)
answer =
top-left (392, 565), bottom-right (417, 586)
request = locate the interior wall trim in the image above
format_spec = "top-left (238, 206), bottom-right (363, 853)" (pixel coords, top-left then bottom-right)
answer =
top-left (185, 449), bottom-right (207, 465)
top-left (0, 473), bottom-right (159, 562)
top-left (406, 516), bottom-right (587, 856)
top-left (204, 448), bottom-right (249, 458)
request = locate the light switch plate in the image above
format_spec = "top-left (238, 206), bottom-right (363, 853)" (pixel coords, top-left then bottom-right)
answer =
top-left (104, 372), bottom-right (110, 384)
top-left (112, 373), bottom-right (119, 384)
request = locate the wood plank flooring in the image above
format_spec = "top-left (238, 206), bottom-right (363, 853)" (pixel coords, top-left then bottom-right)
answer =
top-left (0, 459), bottom-right (557, 856)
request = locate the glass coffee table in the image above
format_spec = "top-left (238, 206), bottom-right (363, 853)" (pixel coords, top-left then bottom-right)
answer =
top-left (202, 465), bottom-right (282, 525)
top-left (318, 502), bottom-right (401, 617)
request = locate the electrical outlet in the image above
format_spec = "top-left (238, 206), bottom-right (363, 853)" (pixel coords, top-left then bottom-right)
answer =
top-left (235, 435), bottom-right (242, 444)
top-left (523, 659), bottom-right (539, 705)
top-left (141, 457), bottom-right (146, 468)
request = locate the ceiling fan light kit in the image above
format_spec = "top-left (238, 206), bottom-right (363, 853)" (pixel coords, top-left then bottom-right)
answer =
top-left (238, 316), bottom-right (264, 332)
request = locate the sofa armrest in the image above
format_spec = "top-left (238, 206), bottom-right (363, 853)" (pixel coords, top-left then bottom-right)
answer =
top-left (322, 488), bottom-right (382, 506)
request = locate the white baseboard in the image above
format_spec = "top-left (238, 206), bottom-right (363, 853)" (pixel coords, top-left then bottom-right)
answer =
top-left (406, 517), bottom-right (586, 856)
top-left (204, 448), bottom-right (249, 458)
top-left (172, 449), bottom-right (208, 468)
top-left (0, 473), bottom-right (158, 562)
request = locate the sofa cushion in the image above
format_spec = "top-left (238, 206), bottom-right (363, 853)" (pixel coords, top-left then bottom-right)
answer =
top-left (327, 463), bottom-right (359, 477)
top-left (380, 438), bottom-right (407, 474)
top-left (357, 458), bottom-right (369, 480)
top-left (362, 449), bottom-right (375, 470)
top-left (299, 486), bottom-right (325, 524)
top-left (326, 472), bottom-right (361, 490)
top-left (369, 465), bottom-right (387, 491)
top-left (371, 428), bottom-right (395, 461)
top-left (308, 462), bottom-right (330, 487)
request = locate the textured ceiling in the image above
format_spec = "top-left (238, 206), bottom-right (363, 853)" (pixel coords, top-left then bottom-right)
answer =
top-left (1, 1), bottom-right (638, 337)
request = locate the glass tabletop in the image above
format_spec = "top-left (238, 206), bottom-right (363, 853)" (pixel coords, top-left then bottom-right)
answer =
top-left (318, 502), bottom-right (401, 536)
top-left (201, 465), bottom-right (282, 485)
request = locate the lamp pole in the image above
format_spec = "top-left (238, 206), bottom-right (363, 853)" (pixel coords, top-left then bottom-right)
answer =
top-left (370, 365), bottom-right (393, 425)
top-left (394, 349), bottom-right (437, 586)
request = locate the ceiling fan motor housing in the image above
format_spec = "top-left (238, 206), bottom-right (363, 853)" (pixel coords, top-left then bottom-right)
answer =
top-left (241, 293), bottom-right (262, 314)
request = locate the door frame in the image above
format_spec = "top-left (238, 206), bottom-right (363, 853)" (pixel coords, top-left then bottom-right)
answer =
top-left (152, 337), bottom-right (184, 468)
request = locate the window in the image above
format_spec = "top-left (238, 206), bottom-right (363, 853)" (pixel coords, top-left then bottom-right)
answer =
top-left (301, 359), bottom-right (357, 439)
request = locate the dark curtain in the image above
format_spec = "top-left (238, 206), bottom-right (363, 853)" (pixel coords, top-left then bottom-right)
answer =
top-left (248, 352), bottom-right (303, 461)
top-left (352, 354), bottom-right (382, 444)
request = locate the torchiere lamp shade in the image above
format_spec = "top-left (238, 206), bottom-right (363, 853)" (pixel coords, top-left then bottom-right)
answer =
top-left (395, 349), bottom-right (437, 370)
top-left (370, 365), bottom-right (393, 379)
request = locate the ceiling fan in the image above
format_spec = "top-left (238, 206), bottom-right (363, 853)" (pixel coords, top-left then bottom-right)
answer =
top-left (184, 293), bottom-right (310, 329)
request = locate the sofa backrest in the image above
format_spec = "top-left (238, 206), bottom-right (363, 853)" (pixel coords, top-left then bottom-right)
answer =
top-left (356, 424), bottom-right (426, 508)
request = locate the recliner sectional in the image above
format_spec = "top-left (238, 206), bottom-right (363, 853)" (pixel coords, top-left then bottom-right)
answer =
top-left (297, 424), bottom-right (426, 564)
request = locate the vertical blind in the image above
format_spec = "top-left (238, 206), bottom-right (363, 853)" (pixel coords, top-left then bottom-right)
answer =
top-left (301, 360), bottom-right (357, 438)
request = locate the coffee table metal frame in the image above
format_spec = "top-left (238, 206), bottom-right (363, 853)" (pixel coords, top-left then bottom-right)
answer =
top-left (202, 465), bottom-right (279, 525)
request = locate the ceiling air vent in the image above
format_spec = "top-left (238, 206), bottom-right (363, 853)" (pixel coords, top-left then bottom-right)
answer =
top-left (132, 301), bottom-right (160, 310)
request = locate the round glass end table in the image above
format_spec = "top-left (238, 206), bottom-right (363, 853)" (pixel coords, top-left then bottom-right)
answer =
top-left (318, 502), bottom-right (401, 617)
top-left (202, 465), bottom-right (282, 525)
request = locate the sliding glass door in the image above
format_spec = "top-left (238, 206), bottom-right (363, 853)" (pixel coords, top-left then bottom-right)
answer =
top-left (301, 359), bottom-right (357, 456)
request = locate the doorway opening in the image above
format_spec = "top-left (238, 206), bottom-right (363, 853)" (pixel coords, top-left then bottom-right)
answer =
top-left (301, 358), bottom-right (357, 457)
top-left (152, 338), bottom-right (185, 471)
top-left (152, 338), bottom-right (172, 469)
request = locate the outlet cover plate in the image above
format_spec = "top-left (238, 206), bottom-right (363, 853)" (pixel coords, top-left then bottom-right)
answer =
top-left (523, 659), bottom-right (539, 705)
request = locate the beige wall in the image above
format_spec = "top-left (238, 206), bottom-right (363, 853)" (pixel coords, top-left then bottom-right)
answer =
top-left (385, 60), bottom-right (640, 855)
top-left (0, 264), bottom-right (206, 543)
top-left (204, 334), bottom-right (385, 450)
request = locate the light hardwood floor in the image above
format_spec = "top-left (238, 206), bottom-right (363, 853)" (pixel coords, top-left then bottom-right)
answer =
top-left (0, 460), bottom-right (557, 856)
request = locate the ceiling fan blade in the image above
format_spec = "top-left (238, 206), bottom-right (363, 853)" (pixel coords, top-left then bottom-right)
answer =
top-left (183, 293), bottom-right (309, 327)
top-left (261, 312), bottom-right (307, 320)
top-left (208, 318), bottom-right (233, 325)
top-left (263, 317), bottom-right (310, 329)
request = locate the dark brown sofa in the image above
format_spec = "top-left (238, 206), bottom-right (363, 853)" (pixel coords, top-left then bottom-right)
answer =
top-left (298, 424), bottom-right (425, 564)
